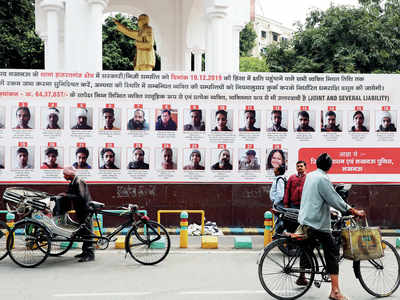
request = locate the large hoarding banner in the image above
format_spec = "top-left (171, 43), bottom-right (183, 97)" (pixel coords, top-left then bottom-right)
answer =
top-left (0, 70), bottom-right (398, 183)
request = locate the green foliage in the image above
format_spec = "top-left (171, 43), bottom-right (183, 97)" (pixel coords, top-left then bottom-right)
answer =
top-left (239, 57), bottom-right (268, 72)
top-left (264, 0), bottom-right (400, 73)
top-left (0, 0), bottom-right (44, 69)
top-left (240, 22), bottom-right (257, 57)
top-left (103, 14), bottom-right (161, 71)
top-left (102, 14), bottom-right (137, 70)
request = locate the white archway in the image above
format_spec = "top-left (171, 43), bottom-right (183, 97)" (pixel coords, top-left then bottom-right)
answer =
top-left (35, 0), bottom-right (250, 72)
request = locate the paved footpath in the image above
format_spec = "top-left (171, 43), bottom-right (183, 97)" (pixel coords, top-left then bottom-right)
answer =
top-left (0, 236), bottom-right (398, 300)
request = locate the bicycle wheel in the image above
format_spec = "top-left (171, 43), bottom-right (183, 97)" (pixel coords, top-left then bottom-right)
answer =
top-left (355, 240), bottom-right (400, 297)
top-left (0, 221), bottom-right (9, 261)
top-left (8, 220), bottom-right (51, 268)
top-left (258, 238), bottom-right (315, 300)
top-left (125, 220), bottom-right (171, 265)
top-left (38, 236), bottom-right (73, 257)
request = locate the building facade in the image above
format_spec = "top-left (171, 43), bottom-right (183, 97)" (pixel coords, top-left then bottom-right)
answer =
top-left (250, 0), bottom-right (293, 57)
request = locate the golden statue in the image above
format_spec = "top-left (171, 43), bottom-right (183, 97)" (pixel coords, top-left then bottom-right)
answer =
top-left (114, 14), bottom-right (155, 71)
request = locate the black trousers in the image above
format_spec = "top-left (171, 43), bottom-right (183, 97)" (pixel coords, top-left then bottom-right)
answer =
top-left (54, 196), bottom-right (94, 255)
top-left (307, 227), bottom-right (339, 275)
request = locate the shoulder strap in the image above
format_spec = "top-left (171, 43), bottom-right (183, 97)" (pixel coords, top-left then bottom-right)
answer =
top-left (277, 176), bottom-right (287, 186)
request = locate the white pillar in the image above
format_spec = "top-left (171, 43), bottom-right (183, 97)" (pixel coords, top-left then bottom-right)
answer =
top-left (64, 0), bottom-right (88, 71)
top-left (232, 25), bottom-right (244, 72)
top-left (206, 5), bottom-right (228, 72)
top-left (87, 0), bottom-right (109, 71)
top-left (40, 0), bottom-right (63, 70)
top-left (39, 34), bottom-right (49, 69)
top-left (193, 49), bottom-right (204, 72)
top-left (184, 49), bottom-right (192, 71)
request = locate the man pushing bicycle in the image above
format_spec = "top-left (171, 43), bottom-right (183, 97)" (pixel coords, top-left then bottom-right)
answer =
top-left (298, 153), bottom-right (365, 300)
top-left (53, 166), bottom-right (95, 262)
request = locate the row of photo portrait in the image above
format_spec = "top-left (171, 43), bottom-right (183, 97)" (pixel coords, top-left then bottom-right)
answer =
top-left (0, 105), bottom-right (397, 133)
top-left (0, 145), bottom-right (288, 172)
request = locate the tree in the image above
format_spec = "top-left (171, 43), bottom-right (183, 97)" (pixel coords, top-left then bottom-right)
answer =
top-left (240, 22), bottom-right (257, 57)
top-left (0, 0), bottom-right (44, 69)
top-left (264, 0), bottom-right (400, 73)
top-left (103, 14), bottom-right (161, 71)
top-left (239, 57), bottom-right (268, 72)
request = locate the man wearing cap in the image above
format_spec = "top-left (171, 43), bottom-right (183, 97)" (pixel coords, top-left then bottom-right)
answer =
top-left (183, 149), bottom-right (205, 170)
top-left (72, 108), bottom-right (92, 130)
top-left (15, 147), bottom-right (33, 169)
top-left (46, 108), bottom-right (61, 129)
top-left (377, 111), bottom-right (396, 132)
top-left (238, 149), bottom-right (260, 170)
top-left (41, 147), bottom-right (62, 169)
top-left (54, 166), bottom-right (95, 262)
top-left (99, 148), bottom-right (119, 169)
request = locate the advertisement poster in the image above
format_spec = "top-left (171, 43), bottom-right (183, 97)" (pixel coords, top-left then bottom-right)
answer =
top-left (0, 70), bottom-right (398, 183)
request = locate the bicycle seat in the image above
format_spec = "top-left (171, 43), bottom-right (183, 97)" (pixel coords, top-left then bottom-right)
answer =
top-left (89, 201), bottom-right (105, 209)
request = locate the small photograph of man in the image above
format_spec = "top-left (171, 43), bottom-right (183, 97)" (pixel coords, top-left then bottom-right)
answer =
top-left (350, 110), bottom-right (369, 132)
top-left (41, 147), bottom-right (63, 169)
top-left (211, 149), bottom-right (233, 170)
top-left (99, 148), bottom-right (119, 169)
top-left (14, 106), bottom-right (33, 129)
top-left (14, 147), bottom-right (33, 169)
top-left (100, 107), bottom-right (120, 130)
top-left (239, 110), bottom-right (260, 131)
top-left (238, 149), bottom-right (260, 170)
top-left (159, 148), bottom-right (177, 170)
top-left (321, 110), bottom-right (342, 132)
top-left (212, 110), bottom-right (232, 131)
top-left (155, 109), bottom-right (177, 131)
top-left (0, 106), bottom-right (5, 129)
top-left (183, 149), bottom-right (205, 170)
top-left (0, 146), bottom-right (5, 168)
top-left (71, 107), bottom-right (93, 130)
top-left (376, 111), bottom-right (396, 132)
top-left (72, 147), bottom-right (92, 169)
top-left (267, 110), bottom-right (288, 132)
top-left (184, 109), bottom-right (205, 131)
top-left (127, 109), bottom-right (150, 130)
top-left (295, 110), bottom-right (315, 132)
top-left (42, 107), bottom-right (63, 129)
top-left (127, 147), bottom-right (149, 169)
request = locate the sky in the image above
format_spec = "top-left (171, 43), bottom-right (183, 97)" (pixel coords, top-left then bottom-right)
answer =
top-left (259, 0), bottom-right (360, 29)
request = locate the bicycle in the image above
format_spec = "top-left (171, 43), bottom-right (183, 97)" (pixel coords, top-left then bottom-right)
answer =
top-left (3, 187), bottom-right (171, 268)
top-left (0, 220), bottom-right (10, 261)
top-left (258, 213), bottom-right (400, 299)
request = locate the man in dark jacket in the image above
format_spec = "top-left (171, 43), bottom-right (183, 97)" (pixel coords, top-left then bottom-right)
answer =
top-left (155, 109), bottom-right (177, 130)
top-left (54, 166), bottom-right (95, 262)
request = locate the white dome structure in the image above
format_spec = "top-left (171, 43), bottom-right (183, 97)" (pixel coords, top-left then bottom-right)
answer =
top-left (35, 0), bottom-right (250, 72)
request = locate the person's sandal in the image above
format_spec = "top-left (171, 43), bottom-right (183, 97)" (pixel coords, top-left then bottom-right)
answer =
top-left (328, 292), bottom-right (350, 300)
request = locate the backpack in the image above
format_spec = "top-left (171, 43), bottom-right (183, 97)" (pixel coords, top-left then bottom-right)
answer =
top-left (277, 175), bottom-right (287, 190)
top-left (271, 175), bottom-right (287, 206)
